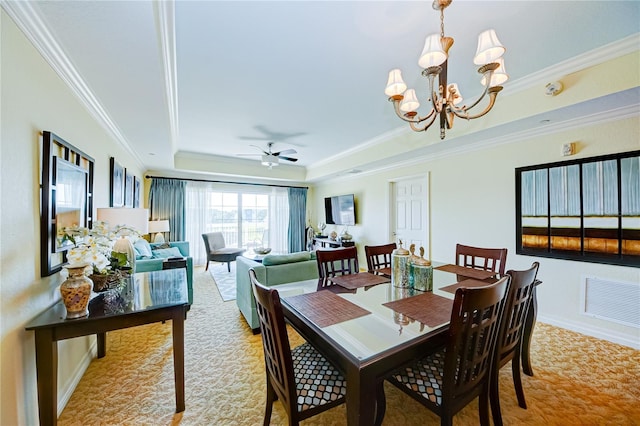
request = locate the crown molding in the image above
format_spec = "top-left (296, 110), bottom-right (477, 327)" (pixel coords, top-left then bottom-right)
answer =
top-left (505, 33), bottom-right (640, 95)
top-left (154, 1), bottom-right (179, 155)
top-left (2, 1), bottom-right (144, 168)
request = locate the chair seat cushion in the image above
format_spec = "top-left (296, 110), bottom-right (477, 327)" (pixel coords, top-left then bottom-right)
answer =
top-left (391, 348), bottom-right (446, 406)
top-left (212, 247), bottom-right (244, 255)
top-left (291, 343), bottom-right (346, 412)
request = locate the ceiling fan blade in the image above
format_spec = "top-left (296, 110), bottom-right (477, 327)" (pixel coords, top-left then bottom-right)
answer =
top-left (278, 156), bottom-right (298, 162)
top-left (236, 153), bottom-right (261, 157)
top-left (249, 144), bottom-right (269, 155)
top-left (272, 148), bottom-right (297, 156)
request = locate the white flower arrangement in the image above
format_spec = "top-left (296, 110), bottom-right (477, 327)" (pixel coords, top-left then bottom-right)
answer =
top-left (57, 221), bottom-right (140, 275)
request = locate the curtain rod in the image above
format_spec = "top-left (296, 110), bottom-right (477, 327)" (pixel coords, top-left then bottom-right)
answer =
top-left (144, 175), bottom-right (308, 190)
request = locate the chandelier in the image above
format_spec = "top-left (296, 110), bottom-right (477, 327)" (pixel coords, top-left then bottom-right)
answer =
top-left (385, 0), bottom-right (508, 140)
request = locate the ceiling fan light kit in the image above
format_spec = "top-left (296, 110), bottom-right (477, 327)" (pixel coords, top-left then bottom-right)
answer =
top-left (385, 0), bottom-right (508, 140)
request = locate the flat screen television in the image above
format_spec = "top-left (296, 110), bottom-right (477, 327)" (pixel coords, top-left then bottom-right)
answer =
top-left (324, 194), bottom-right (356, 226)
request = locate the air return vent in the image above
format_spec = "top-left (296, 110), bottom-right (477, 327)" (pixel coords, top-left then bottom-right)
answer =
top-left (581, 277), bottom-right (640, 328)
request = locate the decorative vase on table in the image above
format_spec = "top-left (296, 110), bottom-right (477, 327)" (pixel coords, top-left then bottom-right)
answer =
top-left (60, 263), bottom-right (93, 319)
top-left (391, 240), bottom-right (410, 288)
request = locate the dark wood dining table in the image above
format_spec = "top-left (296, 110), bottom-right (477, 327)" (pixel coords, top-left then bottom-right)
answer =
top-left (276, 263), bottom-right (541, 426)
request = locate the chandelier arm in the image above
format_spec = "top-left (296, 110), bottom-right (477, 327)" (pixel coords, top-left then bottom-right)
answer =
top-left (409, 110), bottom-right (439, 132)
top-left (391, 99), bottom-right (437, 124)
top-left (451, 87), bottom-right (501, 120)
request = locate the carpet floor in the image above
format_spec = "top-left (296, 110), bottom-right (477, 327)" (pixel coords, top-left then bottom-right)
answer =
top-left (58, 266), bottom-right (640, 425)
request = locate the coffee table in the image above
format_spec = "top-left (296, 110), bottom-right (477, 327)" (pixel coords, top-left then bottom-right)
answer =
top-left (25, 268), bottom-right (189, 426)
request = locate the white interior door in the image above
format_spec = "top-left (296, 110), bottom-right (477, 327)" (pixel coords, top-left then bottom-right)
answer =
top-left (390, 175), bottom-right (430, 258)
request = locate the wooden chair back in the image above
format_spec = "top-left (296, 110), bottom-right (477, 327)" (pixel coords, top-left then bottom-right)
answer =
top-left (249, 269), bottom-right (299, 422)
top-left (364, 243), bottom-right (396, 275)
top-left (316, 247), bottom-right (359, 287)
top-left (456, 243), bottom-right (508, 276)
top-left (491, 262), bottom-right (540, 425)
top-left (443, 276), bottom-right (510, 417)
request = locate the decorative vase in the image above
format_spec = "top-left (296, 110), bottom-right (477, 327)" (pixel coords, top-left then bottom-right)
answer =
top-left (391, 240), bottom-right (410, 288)
top-left (60, 263), bottom-right (93, 319)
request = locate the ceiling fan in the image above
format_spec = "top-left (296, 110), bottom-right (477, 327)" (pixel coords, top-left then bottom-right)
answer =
top-left (237, 142), bottom-right (298, 168)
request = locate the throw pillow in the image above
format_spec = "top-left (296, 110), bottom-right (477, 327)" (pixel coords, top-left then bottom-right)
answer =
top-left (134, 238), bottom-right (153, 259)
top-left (152, 242), bottom-right (172, 250)
top-left (151, 247), bottom-right (183, 259)
top-left (262, 251), bottom-right (311, 266)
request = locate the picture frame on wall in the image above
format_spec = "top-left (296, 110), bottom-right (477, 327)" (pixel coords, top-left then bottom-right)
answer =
top-left (515, 149), bottom-right (640, 267)
top-left (124, 169), bottom-right (134, 208)
top-left (110, 157), bottom-right (124, 207)
top-left (133, 176), bottom-right (141, 208)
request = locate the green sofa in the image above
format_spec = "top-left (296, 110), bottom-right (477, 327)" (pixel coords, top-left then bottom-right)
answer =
top-left (134, 241), bottom-right (194, 305)
top-left (236, 251), bottom-right (318, 332)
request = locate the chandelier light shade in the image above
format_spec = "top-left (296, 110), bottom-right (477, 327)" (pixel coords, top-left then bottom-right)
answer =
top-left (473, 29), bottom-right (506, 65)
top-left (418, 33), bottom-right (448, 68)
top-left (385, 0), bottom-right (508, 140)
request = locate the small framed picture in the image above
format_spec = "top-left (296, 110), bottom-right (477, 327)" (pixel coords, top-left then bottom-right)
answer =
top-left (110, 158), bottom-right (124, 207)
top-left (124, 169), bottom-right (134, 208)
top-left (133, 176), bottom-right (141, 208)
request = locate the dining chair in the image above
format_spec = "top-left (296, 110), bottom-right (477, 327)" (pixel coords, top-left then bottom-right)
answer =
top-left (248, 269), bottom-right (346, 425)
top-left (455, 243), bottom-right (508, 276)
top-left (490, 261), bottom-right (540, 426)
top-left (364, 243), bottom-right (396, 277)
top-left (385, 275), bottom-right (511, 426)
top-left (201, 232), bottom-right (245, 272)
top-left (316, 246), bottom-right (359, 288)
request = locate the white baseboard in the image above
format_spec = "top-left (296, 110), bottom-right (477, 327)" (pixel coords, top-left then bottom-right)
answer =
top-left (538, 314), bottom-right (640, 350)
top-left (57, 340), bottom-right (98, 417)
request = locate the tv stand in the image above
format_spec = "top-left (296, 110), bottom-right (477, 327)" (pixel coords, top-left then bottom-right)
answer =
top-left (313, 237), bottom-right (355, 249)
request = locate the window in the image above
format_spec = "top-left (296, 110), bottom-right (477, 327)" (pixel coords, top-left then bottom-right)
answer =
top-left (185, 182), bottom-right (289, 265)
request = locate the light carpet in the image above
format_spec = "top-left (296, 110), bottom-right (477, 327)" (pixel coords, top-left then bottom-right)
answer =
top-left (209, 262), bottom-right (237, 301)
top-left (58, 266), bottom-right (640, 425)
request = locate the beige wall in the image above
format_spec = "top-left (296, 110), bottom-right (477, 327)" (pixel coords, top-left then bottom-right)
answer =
top-left (1, 12), bottom-right (144, 425)
top-left (311, 117), bottom-right (640, 349)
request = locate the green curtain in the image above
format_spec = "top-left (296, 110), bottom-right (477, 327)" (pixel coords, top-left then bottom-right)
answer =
top-left (149, 178), bottom-right (186, 241)
top-left (287, 187), bottom-right (307, 253)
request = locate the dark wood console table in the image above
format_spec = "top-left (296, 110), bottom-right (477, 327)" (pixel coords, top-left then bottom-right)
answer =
top-left (313, 237), bottom-right (355, 249)
top-left (25, 268), bottom-right (189, 426)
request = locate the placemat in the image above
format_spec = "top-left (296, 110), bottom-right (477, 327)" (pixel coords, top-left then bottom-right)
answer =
top-left (283, 290), bottom-right (371, 327)
top-left (382, 292), bottom-right (453, 327)
top-left (329, 273), bottom-right (390, 290)
top-left (434, 264), bottom-right (497, 280)
top-left (440, 278), bottom-right (493, 294)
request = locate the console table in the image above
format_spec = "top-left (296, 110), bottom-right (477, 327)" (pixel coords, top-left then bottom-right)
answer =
top-left (25, 268), bottom-right (189, 426)
top-left (313, 237), bottom-right (355, 249)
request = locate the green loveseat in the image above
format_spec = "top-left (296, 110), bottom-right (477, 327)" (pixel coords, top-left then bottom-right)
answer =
top-left (236, 251), bottom-right (318, 332)
top-left (134, 241), bottom-right (194, 305)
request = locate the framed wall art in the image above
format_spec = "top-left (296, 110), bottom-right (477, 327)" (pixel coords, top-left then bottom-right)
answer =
top-left (515, 150), bottom-right (640, 267)
top-left (124, 169), bottom-right (134, 208)
top-left (110, 157), bottom-right (124, 207)
top-left (133, 176), bottom-right (141, 208)
top-left (41, 131), bottom-right (94, 276)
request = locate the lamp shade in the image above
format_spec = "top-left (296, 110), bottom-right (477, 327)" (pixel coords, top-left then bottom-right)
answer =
top-left (148, 220), bottom-right (170, 233)
top-left (385, 69), bottom-right (407, 97)
top-left (399, 89), bottom-right (420, 113)
top-left (96, 208), bottom-right (149, 234)
top-left (473, 29), bottom-right (505, 65)
top-left (418, 34), bottom-right (447, 69)
top-left (480, 57), bottom-right (509, 87)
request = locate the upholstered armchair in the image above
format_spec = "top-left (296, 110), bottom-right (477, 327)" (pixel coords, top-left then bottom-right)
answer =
top-left (201, 232), bottom-right (245, 272)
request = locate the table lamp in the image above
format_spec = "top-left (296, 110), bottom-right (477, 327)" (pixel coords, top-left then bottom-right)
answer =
top-left (96, 208), bottom-right (149, 268)
top-left (148, 220), bottom-right (170, 243)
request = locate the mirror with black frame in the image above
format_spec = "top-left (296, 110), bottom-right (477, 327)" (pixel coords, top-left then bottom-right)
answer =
top-left (41, 131), bottom-right (94, 276)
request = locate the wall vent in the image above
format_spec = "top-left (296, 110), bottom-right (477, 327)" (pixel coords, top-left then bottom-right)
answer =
top-left (581, 277), bottom-right (640, 328)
